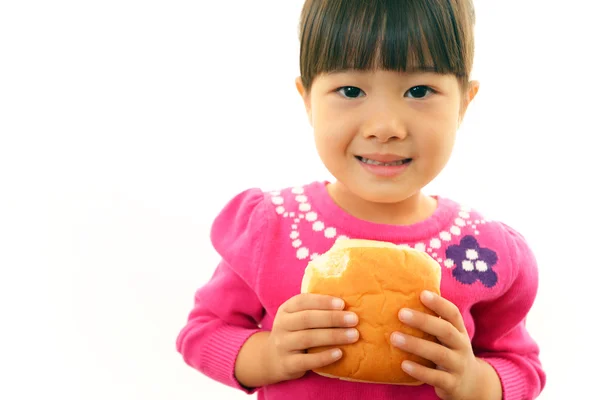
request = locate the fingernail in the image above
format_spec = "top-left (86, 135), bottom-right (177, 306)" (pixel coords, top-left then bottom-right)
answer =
top-left (346, 329), bottom-right (359, 340)
top-left (332, 298), bottom-right (345, 309)
top-left (331, 349), bottom-right (342, 359)
top-left (422, 290), bottom-right (434, 301)
top-left (399, 309), bottom-right (413, 321)
top-left (392, 332), bottom-right (406, 346)
top-left (344, 313), bottom-right (358, 325)
top-left (402, 361), bottom-right (414, 373)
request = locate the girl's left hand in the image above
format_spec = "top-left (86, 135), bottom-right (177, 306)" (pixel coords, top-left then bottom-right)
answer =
top-left (390, 290), bottom-right (496, 400)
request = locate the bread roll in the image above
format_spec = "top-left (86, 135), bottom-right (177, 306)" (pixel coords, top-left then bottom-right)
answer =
top-left (300, 239), bottom-right (442, 385)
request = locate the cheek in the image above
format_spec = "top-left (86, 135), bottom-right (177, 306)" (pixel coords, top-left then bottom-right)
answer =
top-left (414, 117), bottom-right (458, 161)
top-left (313, 112), bottom-right (354, 152)
top-left (312, 123), bottom-right (340, 167)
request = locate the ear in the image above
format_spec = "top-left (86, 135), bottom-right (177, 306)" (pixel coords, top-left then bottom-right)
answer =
top-left (458, 80), bottom-right (480, 125)
top-left (295, 76), bottom-right (313, 125)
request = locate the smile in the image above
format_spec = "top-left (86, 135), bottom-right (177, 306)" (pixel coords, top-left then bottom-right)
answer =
top-left (356, 156), bottom-right (412, 166)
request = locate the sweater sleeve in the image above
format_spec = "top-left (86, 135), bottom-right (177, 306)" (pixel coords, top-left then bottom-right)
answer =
top-left (176, 188), bottom-right (270, 394)
top-left (471, 224), bottom-right (546, 400)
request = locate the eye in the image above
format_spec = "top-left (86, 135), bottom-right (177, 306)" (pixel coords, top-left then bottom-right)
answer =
top-left (336, 86), bottom-right (365, 99)
top-left (406, 86), bottom-right (435, 99)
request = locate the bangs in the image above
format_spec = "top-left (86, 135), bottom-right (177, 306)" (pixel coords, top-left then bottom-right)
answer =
top-left (299, 0), bottom-right (474, 89)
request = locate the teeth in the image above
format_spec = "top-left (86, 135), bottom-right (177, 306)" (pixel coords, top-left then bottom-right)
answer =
top-left (359, 157), bottom-right (409, 166)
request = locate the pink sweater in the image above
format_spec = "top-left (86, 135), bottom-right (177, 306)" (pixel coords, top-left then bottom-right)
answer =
top-left (176, 181), bottom-right (545, 399)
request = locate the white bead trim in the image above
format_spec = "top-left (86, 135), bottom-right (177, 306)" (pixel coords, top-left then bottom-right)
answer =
top-left (268, 188), bottom-right (491, 262)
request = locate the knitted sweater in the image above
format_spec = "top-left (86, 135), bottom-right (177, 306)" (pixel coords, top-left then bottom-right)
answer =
top-left (176, 181), bottom-right (545, 399)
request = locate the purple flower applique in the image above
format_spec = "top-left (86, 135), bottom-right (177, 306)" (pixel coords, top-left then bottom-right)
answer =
top-left (445, 236), bottom-right (498, 288)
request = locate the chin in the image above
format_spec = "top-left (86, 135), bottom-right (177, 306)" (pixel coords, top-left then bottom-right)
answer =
top-left (344, 181), bottom-right (419, 205)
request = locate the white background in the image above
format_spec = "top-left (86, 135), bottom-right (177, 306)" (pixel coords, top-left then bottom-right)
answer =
top-left (1, 1), bottom-right (598, 399)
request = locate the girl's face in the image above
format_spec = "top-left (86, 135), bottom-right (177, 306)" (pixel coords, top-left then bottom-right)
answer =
top-left (296, 69), bottom-right (479, 207)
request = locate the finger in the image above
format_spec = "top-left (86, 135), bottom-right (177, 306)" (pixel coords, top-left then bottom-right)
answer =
top-left (398, 308), bottom-right (465, 350)
top-left (284, 328), bottom-right (359, 351)
top-left (391, 332), bottom-right (458, 371)
top-left (283, 293), bottom-right (345, 313)
top-left (420, 291), bottom-right (467, 334)
top-left (401, 360), bottom-right (455, 393)
top-left (285, 348), bottom-right (344, 373)
top-left (284, 309), bottom-right (358, 331)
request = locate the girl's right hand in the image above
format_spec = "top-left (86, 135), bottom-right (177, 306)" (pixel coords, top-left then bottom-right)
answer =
top-left (265, 293), bottom-right (360, 383)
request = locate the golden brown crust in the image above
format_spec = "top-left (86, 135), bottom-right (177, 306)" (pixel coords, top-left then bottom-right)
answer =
top-left (313, 371), bottom-right (424, 385)
top-left (301, 239), bottom-right (442, 385)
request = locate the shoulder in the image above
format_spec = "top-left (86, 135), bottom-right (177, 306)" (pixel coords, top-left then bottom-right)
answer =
top-left (209, 187), bottom-right (272, 284)
top-left (490, 220), bottom-right (539, 285)
top-left (210, 182), bottom-right (321, 267)
top-left (439, 197), bottom-right (538, 292)
top-left (210, 182), bottom-right (318, 241)
top-left (467, 205), bottom-right (538, 280)
top-left (210, 187), bottom-right (271, 244)
top-left (210, 187), bottom-right (271, 257)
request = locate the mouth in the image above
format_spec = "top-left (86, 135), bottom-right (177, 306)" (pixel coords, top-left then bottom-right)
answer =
top-left (355, 156), bottom-right (412, 166)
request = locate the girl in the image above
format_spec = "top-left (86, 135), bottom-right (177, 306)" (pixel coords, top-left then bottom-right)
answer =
top-left (176, 1), bottom-right (546, 399)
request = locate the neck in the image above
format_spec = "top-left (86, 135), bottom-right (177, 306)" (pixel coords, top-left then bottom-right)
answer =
top-left (326, 182), bottom-right (437, 226)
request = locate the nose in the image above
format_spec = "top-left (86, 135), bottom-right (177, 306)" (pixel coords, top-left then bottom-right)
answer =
top-left (362, 107), bottom-right (408, 142)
